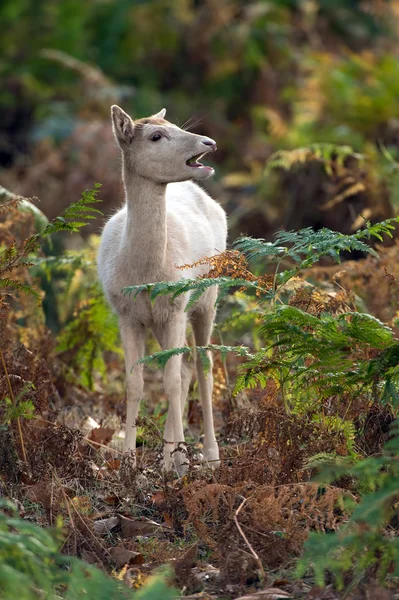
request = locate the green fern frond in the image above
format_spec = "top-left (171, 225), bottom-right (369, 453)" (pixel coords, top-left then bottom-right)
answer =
top-left (339, 312), bottom-right (393, 348)
top-left (137, 343), bottom-right (253, 370)
top-left (0, 184), bottom-right (102, 302)
top-left (123, 276), bottom-right (269, 310)
top-left (235, 218), bottom-right (399, 275)
top-left (136, 346), bottom-right (192, 369)
top-left (305, 452), bottom-right (341, 470)
top-left (234, 369), bottom-right (268, 395)
top-left (0, 277), bottom-right (41, 301)
top-left (235, 228), bottom-right (376, 269)
top-left (233, 236), bottom-right (287, 262)
top-left (56, 291), bottom-right (121, 389)
top-left (40, 183), bottom-right (102, 237)
top-left (361, 217), bottom-right (399, 241)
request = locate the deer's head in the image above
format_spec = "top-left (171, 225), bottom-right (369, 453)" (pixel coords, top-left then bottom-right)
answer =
top-left (111, 105), bottom-right (217, 183)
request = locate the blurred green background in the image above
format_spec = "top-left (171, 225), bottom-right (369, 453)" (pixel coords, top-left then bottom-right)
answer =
top-left (2, 0), bottom-right (399, 240)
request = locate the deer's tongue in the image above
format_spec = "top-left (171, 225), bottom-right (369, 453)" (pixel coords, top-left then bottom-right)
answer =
top-left (187, 153), bottom-right (205, 167)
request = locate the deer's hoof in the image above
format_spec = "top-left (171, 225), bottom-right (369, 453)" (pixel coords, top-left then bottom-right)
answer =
top-left (163, 444), bottom-right (188, 477)
top-left (173, 448), bottom-right (189, 477)
top-left (175, 460), bottom-right (189, 477)
top-left (203, 443), bottom-right (220, 469)
top-left (163, 452), bottom-right (174, 473)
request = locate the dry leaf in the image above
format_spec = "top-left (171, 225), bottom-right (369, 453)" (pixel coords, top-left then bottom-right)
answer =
top-left (103, 494), bottom-right (120, 506)
top-left (272, 580), bottom-right (290, 587)
top-left (93, 515), bottom-right (120, 535)
top-left (162, 512), bottom-right (173, 528)
top-left (151, 490), bottom-right (166, 505)
top-left (234, 589), bottom-right (293, 600)
top-left (119, 515), bottom-right (162, 537)
top-left (183, 592), bottom-right (216, 599)
top-left (109, 546), bottom-right (145, 569)
top-left (81, 416), bottom-right (100, 437)
top-left (89, 426), bottom-right (115, 445)
top-left (106, 458), bottom-right (121, 471)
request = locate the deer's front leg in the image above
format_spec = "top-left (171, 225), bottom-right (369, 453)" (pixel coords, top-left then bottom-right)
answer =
top-left (154, 314), bottom-right (187, 476)
top-left (120, 320), bottom-right (145, 461)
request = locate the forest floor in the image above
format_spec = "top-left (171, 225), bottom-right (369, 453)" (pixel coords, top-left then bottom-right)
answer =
top-left (3, 227), bottom-right (399, 599)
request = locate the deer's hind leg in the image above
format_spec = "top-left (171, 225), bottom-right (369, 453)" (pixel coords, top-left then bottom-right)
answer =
top-left (180, 326), bottom-right (195, 413)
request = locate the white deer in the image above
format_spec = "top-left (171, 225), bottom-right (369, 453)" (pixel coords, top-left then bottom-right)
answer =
top-left (97, 105), bottom-right (227, 475)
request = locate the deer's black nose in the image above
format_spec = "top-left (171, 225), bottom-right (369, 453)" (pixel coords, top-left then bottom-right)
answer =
top-left (202, 138), bottom-right (217, 151)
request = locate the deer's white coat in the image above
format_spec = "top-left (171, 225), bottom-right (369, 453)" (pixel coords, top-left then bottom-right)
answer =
top-left (98, 106), bottom-right (227, 474)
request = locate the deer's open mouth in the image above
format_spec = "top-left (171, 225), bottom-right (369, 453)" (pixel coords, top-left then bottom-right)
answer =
top-left (186, 153), bottom-right (207, 168)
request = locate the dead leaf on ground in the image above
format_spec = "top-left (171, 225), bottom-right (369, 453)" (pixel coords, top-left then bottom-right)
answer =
top-left (81, 416), bottom-right (100, 437)
top-left (151, 490), bottom-right (166, 505)
top-left (30, 417), bottom-right (51, 431)
top-left (177, 541), bottom-right (198, 566)
top-left (234, 589), bottom-right (293, 600)
top-left (89, 426), bottom-right (115, 445)
top-left (103, 494), bottom-right (120, 506)
top-left (119, 514), bottom-right (163, 537)
top-left (109, 546), bottom-right (145, 569)
top-left (162, 512), bottom-right (173, 528)
top-left (105, 458), bottom-right (121, 471)
top-left (93, 515), bottom-right (120, 535)
top-left (272, 580), bottom-right (289, 587)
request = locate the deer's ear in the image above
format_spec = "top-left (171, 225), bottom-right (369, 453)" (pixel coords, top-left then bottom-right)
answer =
top-left (151, 108), bottom-right (166, 119)
top-left (111, 105), bottom-right (135, 145)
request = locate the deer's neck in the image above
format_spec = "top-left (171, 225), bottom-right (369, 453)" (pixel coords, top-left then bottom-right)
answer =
top-left (122, 167), bottom-right (167, 279)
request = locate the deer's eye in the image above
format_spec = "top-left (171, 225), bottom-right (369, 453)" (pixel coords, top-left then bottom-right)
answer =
top-left (150, 132), bottom-right (162, 142)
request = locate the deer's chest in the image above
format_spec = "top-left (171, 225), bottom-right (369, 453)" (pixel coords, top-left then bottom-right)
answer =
top-left (106, 268), bottom-right (186, 328)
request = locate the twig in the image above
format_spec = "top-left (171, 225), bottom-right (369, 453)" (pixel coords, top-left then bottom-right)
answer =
top-left (59, 480), bottom-right (78, 556)
top-left (233, 496), bottom-right (265, 580)
top-left (0, 347), bottom-right (27, 462)
top-left (84, 437), bottom-right (124, 456)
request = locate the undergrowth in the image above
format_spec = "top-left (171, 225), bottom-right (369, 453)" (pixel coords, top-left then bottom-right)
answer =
top-left (0, 185), bottom-right (176, 598)
top-left (298, 419), bottom-right (399, 590)
top-left (0, 500), bottom-right (175, 600)
top-left (3, 150), bottom-right (399, 596)
top-left (123, 192), bottom-right (399, 589)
